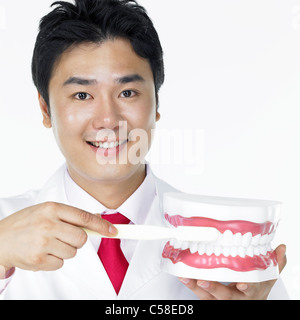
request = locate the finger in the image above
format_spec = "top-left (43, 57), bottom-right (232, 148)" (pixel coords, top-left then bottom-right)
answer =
top-left (237, 245), bottom-right (287, 298)
top-left (197, 280), bottom-right (243, 300)
top-left (236, 283), bottom-right (258, 298)
top-left (56, 204), bottom-right (118, 236)
top-left (48, 239), bottom-right (77, 261)
top-left (179, 278), bottom-right (216, 300)
top-left (34, 255), bottom-right (64, 272)
top-left (275, 244), bottom-right (287, 274)
top-left (44, 255), bottom-right (64, 271)
top-left (238, 281), bottom-right (275, 300)
top-left (54, 222), bottom-right (88, 249)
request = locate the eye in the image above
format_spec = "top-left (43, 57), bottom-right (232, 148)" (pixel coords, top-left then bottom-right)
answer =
top-left (120, 90), bottom-right (137, 98)
top-left (74, 92), bottom-right (92, 100)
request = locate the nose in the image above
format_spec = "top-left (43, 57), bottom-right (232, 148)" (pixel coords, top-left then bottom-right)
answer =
top-left (92, 95), bottom-right (122, 131)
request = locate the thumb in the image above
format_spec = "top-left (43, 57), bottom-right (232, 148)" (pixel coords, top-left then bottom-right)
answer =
top-left (275, 244), bottom-right (287, 274)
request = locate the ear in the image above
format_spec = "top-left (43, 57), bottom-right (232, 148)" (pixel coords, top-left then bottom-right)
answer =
top-left (156, 111), bottom-right (161, 122)
top-left (38, 92), bottom-right (52, 129)
top-left (155, 94), bottom-right (161, 122)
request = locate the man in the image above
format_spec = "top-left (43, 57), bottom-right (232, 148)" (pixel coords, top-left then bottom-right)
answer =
top-left (0, 0), bottom-right (288, 299)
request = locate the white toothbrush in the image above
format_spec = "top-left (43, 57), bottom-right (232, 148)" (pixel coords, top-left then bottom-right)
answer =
top-left (85, 225), bottom-right (219, 242)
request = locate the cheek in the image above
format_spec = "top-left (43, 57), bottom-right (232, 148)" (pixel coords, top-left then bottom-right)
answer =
top-left (50, 103), bottom-right (90, 143)
top-left (128, 95), bottom-right (157, 128)
top-left (125, 105), bottom-right (157, 154)
top-left (125, 105), bottom-right (156, 140)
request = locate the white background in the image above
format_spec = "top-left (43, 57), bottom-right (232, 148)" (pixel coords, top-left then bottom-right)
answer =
top-left (0, 0), bottom-right (299, 299)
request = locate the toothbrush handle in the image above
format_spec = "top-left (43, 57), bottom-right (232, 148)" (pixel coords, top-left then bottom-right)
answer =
top-left (85, 225), bottom-right (173, 240)
top-left (106, 224), bottom-right (173, 240)
top-left (84, 225), bottom-right (219, 242)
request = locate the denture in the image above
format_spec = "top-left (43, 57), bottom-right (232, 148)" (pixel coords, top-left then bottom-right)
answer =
top-left (161, 193), bottom-right (281, 283)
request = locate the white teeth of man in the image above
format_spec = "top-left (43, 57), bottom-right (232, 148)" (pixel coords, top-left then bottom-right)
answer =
top-left (91, 141), bottom-right (126, 149)
top-left (168, 230), bottom-right (275, 258)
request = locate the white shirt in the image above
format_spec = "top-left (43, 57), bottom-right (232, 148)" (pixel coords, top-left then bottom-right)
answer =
top-left (64, 163), bottom-right (156, 262)
top-left (0, 163), bottom-right (290, 299)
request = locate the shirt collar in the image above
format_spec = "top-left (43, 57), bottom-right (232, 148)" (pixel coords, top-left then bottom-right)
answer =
top-left (64, 163), bottom-right (156, 225)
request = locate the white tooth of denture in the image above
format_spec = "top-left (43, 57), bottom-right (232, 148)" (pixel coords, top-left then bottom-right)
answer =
top-left (267, 244), bottom-right (272, 252)
top-left (169, 238), bottom-right (175, 247)
top-left (198, 244), bottom-right (206, 255)
top-left (238, 246), bottom-right (246, 258)
top-left (261, 245), bottom-right (268, 255)
top-left (242, 232), bottom-right (252, 247)
top-left (254, 246), bottom-right (260, 256)
top-left (189, 242), bottom-right (198, 254)
top-left (181, 241), bottom-right (190, 251)
top-left (173, 239), bottom-right (181, 249)
top-left (260, 234), bottom-right (269, 245)
top-left (252, 234), bottom-right (261, 246)
top-left (233, 233), bottom-right (243, 246)
top-left (223, 247), bottom-right (230, 257)
top-left (230, 247), bottom-right (238, 257)
top-left (222, 230), bottom-right (234, 246)
top-left (206, 245), bottom-right (214, 256)
top-left (246, 246), bottom-right (254, 257)
top-left (214, 246), bottom-right (222, 256)
top-left (214, 234), bottom-right (223, 246)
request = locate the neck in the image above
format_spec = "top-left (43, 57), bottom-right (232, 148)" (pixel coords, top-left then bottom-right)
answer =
top-left (67, 164), bottom-right (147, 209)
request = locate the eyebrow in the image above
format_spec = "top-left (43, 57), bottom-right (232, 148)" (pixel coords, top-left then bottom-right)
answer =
top-left (116, 74), bottom-right (145, 84)
top-left (63, 77), bottom-right (97, 87)
top-left (63, 74), bottom-right (145, 87)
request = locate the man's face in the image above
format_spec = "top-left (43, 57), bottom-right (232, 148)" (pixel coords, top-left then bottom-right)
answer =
top-left (41, 38), bottom-right (160, 183)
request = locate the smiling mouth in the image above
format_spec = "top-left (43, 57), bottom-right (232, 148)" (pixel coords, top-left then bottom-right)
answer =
top-left (87, 139), bottom-right (129, 149)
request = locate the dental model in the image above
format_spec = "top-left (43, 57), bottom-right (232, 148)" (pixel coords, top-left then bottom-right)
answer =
top-left (161, 192), bottom-right (281, 283)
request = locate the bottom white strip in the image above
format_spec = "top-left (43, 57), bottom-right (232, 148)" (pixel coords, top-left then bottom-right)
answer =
top-left (160, 258), bottom-right (279, 283)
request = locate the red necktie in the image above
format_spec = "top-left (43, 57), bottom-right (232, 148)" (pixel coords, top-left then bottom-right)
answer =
top-left (98, 213), bottom-right (130, 295)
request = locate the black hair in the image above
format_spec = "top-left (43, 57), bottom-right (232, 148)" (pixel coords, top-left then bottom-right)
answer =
top-left (31, 0), bottom-right (164, 109)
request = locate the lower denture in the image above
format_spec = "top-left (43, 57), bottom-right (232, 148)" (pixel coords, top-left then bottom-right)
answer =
top-left (162, 242), bottom-right (278, 271)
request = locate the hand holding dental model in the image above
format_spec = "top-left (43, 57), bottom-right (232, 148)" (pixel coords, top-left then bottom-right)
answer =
top-left (161, 192), bottom-right (287, 300)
